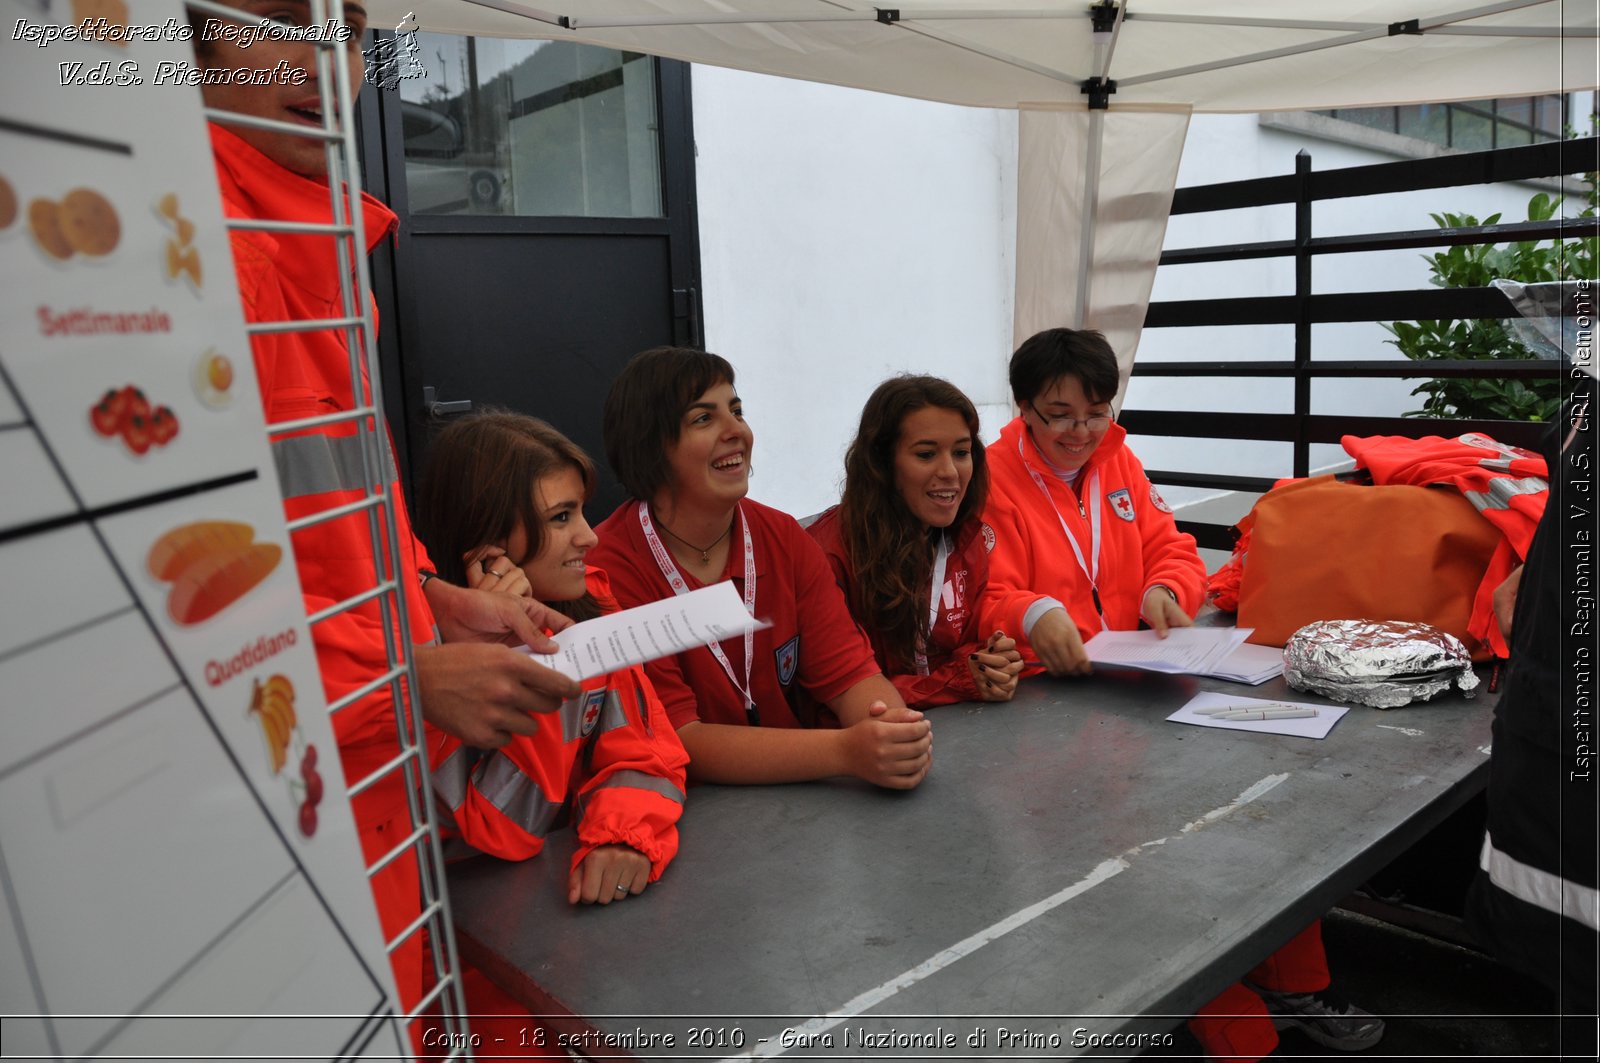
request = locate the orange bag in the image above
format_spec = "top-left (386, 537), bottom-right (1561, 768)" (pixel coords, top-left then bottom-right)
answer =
top-left (1232, 475), bottom-right (1501, 654)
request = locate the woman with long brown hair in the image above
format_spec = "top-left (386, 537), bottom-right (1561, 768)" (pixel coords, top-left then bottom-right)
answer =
top-left (808, 375), bottom-right (1025, 706)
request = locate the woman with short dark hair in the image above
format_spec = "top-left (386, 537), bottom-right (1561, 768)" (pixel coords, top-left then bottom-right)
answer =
top-left (983, 327), bottom-right (1205, 676)
top-left (589, 347), bottom-right (934, 788)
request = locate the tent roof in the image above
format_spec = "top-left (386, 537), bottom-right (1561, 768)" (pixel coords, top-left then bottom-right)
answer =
top-left (377, 1), bottom-right (1598, 112)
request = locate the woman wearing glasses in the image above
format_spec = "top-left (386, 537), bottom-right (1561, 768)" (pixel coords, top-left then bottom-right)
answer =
top-left (983, 329), bottom-right (1382, 1060)
top-left (982, 327), bottom-right (1205, 677)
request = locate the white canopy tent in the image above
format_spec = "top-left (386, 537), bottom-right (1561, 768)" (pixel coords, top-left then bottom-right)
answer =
top-left (373, 0), bottom-right (1599, 382)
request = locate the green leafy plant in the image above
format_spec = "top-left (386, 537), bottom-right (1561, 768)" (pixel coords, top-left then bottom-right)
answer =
top-left (1383, 183), bottom-right (1595, 422)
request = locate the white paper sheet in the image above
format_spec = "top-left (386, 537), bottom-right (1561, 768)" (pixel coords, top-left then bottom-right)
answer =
top-left (1084, 626), bottom-right (1251, 677)
top-left (1207, 642), bottom-right (1287, 685)
top-left (1167, 692), bottom-right (1348, 739)
top-left (535, 581), bottom-right (767, 682)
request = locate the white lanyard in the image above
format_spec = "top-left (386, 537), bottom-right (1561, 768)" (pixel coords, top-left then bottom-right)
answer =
top-left (639, 501), bottom-right (760, 724)
top-left (1019, 434), bottom-right (1104, 617)
top-left (914, 533), bottom-right (952, 677)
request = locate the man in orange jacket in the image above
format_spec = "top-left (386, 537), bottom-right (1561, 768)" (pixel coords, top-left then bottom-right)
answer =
top-left (196, 0), bottom-right (581, 1041)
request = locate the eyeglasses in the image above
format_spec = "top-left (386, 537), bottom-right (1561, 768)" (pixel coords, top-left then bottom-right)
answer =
top-left (1026, 403), bottom-right (1114, 433)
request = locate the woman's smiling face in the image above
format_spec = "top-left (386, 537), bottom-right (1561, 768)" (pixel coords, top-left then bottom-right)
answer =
top-left (1023, 373), bottom-right (1114, 472)
top-left (660, 380), bottom-right (753, 510)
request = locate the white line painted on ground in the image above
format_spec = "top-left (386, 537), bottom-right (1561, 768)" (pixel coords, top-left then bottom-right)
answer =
top-left (720, 772), bottom-right (1292, 1062)
top-left (1376, 724), bottom-right (1426, 737)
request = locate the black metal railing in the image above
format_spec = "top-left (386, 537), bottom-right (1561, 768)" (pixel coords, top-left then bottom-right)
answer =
top-left (1134, 137), bottom-right (1596, 551)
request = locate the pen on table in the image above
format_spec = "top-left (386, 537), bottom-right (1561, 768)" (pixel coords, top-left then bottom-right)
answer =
top-left (1206, 707), bottom-right (1320, 721)
top-left (1195, 702), bottom-right (1305, 716)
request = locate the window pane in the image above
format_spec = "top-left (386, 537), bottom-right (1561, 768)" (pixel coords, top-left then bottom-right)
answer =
top-left (400, 35), bottom-right (663, 218)
top-left (1331, 106), bottom-right (1397, 134)
top-left (1497, 97), bottom-right (1533, 127)
top-left (1534, 95), bottom-right (1566, 136)
top-left (1450, 105), bottom-right (1494, 150)
top-left (1397, 104), bottom-right (1449, 147)
top-left (1496, 120), bottom-right (1533, 147)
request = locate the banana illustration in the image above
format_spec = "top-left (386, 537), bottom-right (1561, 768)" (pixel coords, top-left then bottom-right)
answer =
top-left (249, 674), bottom-right (298, 775)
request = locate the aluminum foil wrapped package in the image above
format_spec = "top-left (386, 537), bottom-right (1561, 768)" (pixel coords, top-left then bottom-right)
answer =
top-left (1284, 619), bottom-right (1479, 709)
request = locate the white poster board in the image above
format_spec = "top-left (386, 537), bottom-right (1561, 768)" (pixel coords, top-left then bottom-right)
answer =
top-left (0, 2), bottom-right (408, 1057)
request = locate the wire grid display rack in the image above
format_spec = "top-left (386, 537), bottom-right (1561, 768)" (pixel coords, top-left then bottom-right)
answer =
top-left (189, 1), bottom-right (473, 1055)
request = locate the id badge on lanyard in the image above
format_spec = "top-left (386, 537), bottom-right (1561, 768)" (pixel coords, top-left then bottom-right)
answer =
top-left (1020, 436), bottom-right (1104, 618)
top-left (913, 533), bottom-right (952, 677)
top-left (639, 501), bottom-right (761, 724)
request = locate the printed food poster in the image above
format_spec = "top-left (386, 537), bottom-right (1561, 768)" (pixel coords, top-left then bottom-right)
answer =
top-left (0, 1), bottom-right (407, 1057)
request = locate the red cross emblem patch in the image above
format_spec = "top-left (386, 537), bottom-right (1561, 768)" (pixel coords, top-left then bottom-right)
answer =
top-left (1107, 488), bottom-right (1136, 522)
top-left (579, 689), bottom-right (606, 737)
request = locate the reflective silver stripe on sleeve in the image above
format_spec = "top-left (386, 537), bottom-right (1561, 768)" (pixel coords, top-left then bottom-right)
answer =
top-left (598, 689), bottom-right (629, 736)
top-left (432, 743), bottom-right (564, 839)
top-left (431, 744), bottom-right (481, 812)
top-left (475, 753), bottom-right (564, 838)
top-left (561, 695), bottom-right (586, 743)
top-left (1480, 833), bottom-right (1600, 930)
top-left (1464, 475), bottom-right (1547, 513)
top-left (272, 431), bottom-right (398, 499)
top-left (1477, 456), bottom-right (1515, 473)
top-left (575, 769), bottom-right (687, 823)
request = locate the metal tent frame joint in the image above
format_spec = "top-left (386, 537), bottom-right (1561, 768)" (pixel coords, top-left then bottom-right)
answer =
top-left (1082, 77), bottom-right (1117, 109)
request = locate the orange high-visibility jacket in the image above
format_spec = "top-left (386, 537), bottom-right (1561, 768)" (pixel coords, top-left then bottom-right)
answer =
top-left (981, 417), bottom-right (1206, 641)
top-left (1342, 431), bottom-right (1548, 658)
top-left (212, 123), bottom-right (442, 1016)
top-left (212, 123), bottom-right (442, 827)
top-left (432, 569), bottom-right (689, 877)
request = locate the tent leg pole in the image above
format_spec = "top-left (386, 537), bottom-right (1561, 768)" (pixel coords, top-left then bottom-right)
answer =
top-left (1075, 109), bottom-right (1105, 328)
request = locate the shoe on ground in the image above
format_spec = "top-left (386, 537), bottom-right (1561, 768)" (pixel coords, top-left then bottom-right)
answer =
top-left (1245, 981), bottom-right (1386, 1052)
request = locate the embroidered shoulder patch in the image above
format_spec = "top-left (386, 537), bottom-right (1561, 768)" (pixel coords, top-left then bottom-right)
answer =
top-left (579, 688), bottom-right (606, 737)
top-left (1149, 485), bottom-right (1173, 514)
top-left (775, 635), bottom-right (800, 686)
top-left (981, 522), bottom-right (996, 553)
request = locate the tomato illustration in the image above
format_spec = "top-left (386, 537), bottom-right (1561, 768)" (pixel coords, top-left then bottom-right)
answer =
top-left (89, 388), bottom-right (124, 436)
top-left (149, 405), bottom-right (180, 445)
top-left (121, 412), bottom-right (154, 455)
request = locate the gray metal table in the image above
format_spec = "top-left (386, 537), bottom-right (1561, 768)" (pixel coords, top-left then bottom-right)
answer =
top-left (447, 664), bottom-right (1493, 1060)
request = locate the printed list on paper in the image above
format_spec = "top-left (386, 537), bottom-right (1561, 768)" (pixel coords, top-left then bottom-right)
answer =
top-left (532, 581), bottom-right (767, 682)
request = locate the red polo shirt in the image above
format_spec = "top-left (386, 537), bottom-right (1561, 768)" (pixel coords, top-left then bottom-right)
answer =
top-left (590, 499), bottom-right (880, 730)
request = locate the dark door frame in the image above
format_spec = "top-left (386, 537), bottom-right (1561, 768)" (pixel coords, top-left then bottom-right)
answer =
top-left (357, 51), bottom-right (703, 499)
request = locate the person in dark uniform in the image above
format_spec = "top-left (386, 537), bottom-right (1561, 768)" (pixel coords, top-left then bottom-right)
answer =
top-left (1467, 374), bottom-right (1598, 1050)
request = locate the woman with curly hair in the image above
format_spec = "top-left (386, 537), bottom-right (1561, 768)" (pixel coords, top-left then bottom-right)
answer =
top-left (808, 375), bottom-right (1026, 707)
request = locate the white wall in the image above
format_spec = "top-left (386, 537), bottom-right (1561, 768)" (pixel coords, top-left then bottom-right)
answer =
top-left (692, 66), bottom-right (1017, 518)
top-left (693, 70), bottom-right (1576, 525)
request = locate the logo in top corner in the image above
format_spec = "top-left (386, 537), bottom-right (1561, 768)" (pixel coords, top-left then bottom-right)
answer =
top-left (775, 635), bottom-right (799, 686)
top-left (1149, 485), bottom-right (1173, 514)
top-left (1107, 488), bottom-right (1136, 522)
top-left (579, 688), bottom-right (606, 737)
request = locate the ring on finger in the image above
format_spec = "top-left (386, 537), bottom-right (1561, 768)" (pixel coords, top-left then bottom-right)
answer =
top-left (615, 884), bottom-right (630, 894)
